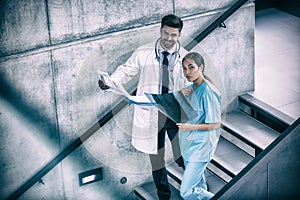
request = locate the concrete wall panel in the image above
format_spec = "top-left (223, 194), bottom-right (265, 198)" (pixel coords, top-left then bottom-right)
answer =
top-left (0, 52), bottom-right (61, 199)
top-left (51, 25), bottom-right (159, 143)
top-left (48, 0), bottom-right (173, 44)
top-left (0, 0), bottom-right (49, 56)
top-left (175, 0), bottom-right (238, 16)
top-left (49, 28), bottom-right (157, 198)
top-left (57, 112), bottom-right (153, 199)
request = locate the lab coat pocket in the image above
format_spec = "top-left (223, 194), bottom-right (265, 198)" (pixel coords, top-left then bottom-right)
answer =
top-left (134, 105), bottom-right (151, 126)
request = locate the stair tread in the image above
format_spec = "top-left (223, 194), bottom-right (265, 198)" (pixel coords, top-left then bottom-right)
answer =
top-left (166, 162), bottom-right (183, 184)
top-left (167, 135), bottom-right (253, 180)
top-left (222, 110), bottom-right (280, 150)
top-left (135, 161), bottom-right (227, 200)
top-left (239, 93), bottom-right (294, 125)
top-left (134, 177), bottom-right (183, 200)
top-left (166, 160), bottom-right (227, 194)
top-left (206, 169), bottom-right (227, 194)
top-left (135, 107), bottom-right (283, 199)
top-left (134, 181), bottom-right (157, 200)
top-left (212, 137), bottom-right (253, 176)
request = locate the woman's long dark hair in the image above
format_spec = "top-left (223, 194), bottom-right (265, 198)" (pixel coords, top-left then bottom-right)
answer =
top-left (182, 52), bottom-right (212, 83)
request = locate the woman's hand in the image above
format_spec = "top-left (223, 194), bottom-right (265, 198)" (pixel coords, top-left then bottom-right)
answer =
top-left (181, 87), bottom-right (193, 96)
top-left (176, 123), bottom-right (194, 132)
top-left (177, 122), bottom-right (221, 132)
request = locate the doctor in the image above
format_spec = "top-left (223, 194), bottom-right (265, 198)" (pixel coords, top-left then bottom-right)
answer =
top-left (98, 14), bottom-right (188, 200)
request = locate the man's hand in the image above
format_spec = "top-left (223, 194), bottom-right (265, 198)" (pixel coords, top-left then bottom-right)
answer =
top-left (98, 79), bottom-right (110, 90)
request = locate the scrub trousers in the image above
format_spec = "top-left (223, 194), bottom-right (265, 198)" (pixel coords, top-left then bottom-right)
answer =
top-left (180, 160), bottom-right (214, 200)
top-left (149, 114), bottom-right (185, 200)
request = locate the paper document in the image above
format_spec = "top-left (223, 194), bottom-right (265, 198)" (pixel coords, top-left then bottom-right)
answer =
top-left (125, 95), bottom-right (154, 106)
top-left (98, 71), bottom-right (197, 122)
top-left (99, 71), bottom-right (129, 96)
top-left (98, 71), bottom-right (154, 105)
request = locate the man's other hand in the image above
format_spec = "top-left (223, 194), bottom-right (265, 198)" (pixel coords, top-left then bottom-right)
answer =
top-left (98, 79), bottom-right (110, 90)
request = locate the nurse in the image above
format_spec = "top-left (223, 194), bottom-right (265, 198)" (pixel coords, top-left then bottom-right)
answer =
top-left (177, 52), bottom-right (222, 200)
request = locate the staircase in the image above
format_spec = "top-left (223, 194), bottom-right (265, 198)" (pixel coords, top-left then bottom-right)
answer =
top-left (134, 92), bottom-right (293, 199)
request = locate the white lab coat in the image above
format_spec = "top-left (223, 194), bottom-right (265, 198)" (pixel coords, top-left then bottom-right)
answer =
top-left (111, 41), bottom-right (188, 154)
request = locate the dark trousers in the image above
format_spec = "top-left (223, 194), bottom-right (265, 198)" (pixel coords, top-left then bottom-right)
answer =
top-left (149, 114), bottom-right (185, 200)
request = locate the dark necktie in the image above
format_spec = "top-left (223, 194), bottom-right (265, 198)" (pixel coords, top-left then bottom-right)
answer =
top-left (162, 51), bottom-right (169, 94)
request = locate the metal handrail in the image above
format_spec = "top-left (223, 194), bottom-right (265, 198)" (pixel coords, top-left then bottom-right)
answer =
top-left (7, 0), bottom-right (249, 199)
top-left (185, 0), bottom-right (249, 51)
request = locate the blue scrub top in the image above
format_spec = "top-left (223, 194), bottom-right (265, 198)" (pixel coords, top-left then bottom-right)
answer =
top-left (179, 81), bottom-right (222, 162)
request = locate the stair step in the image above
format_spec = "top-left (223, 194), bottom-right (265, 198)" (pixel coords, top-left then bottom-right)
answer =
top-left (134, 181), bottom-right (157, 200)
top-left (206, 169), bottom-right (227, 194)
top-left (222, 110), bottom-right (280, 152)
top-left (134, 176), bottom-right (182, 200)
top-left (167, 133), bottom-right (254, 187)
top-left (211, 137), bottom-right (253, 177)
top-left (207, 162), bottom-right (232, 183)
top-left (166, 162), bottom-right (183, 184)
top-left (220, 129), bottom-right (255, 157)
top-left (135, 160), bottom-right (228, 200)
top-left (166, 159), bottom-right (227, 195)
top-left (135, 106), bottom-right (282, 199)
top-left (239, 92), bottom-right (294, 132)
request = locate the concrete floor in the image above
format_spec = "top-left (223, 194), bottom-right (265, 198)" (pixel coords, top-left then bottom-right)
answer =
top-left (252, 8), bottom-right (300, 121)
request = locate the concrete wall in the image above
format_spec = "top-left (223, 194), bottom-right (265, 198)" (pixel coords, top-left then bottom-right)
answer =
top-left (0, 0), bottom-right (254, 199)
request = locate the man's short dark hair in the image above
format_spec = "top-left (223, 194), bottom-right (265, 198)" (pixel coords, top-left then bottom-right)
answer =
top-left (161, 14), bottom-right (183, 32)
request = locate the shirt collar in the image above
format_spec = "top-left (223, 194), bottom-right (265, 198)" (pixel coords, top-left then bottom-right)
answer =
top-left (158, 40), bottom-right (177, 55)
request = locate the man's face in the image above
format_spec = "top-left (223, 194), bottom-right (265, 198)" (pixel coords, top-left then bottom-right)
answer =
top-left (160, 26), bottom-right (181, 50)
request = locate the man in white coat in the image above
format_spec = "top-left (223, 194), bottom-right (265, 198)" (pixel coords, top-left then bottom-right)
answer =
top-left (99, 14), bottom-right (188, 200)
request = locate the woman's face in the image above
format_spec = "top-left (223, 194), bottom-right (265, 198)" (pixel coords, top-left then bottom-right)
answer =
top-left (182, 58), bottom-right (203, 82)
top-left (160, 26), bottom-right (181, 50)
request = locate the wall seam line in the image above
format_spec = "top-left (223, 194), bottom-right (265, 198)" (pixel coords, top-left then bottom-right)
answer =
top-left (44, 0), bottom-right (52, 45)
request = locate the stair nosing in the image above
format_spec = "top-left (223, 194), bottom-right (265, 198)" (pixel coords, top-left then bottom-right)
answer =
top-left (222, 110), bottom-right (280, 151)
top-left (239, 93), bottom-right (294, 125)
top-left (212, 137), bottom-right (254, 176)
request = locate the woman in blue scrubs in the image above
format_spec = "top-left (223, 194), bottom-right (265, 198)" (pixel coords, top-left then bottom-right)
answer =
top-left (177, 52), bottom-right (222, 200)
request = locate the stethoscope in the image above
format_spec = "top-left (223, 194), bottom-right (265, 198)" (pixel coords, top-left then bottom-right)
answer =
top-left (154, 38), bottom-right (181, 64)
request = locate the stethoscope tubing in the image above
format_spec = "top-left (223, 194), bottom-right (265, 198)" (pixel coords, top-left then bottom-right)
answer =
top-left (154, 38), bottom-right (181, 63)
